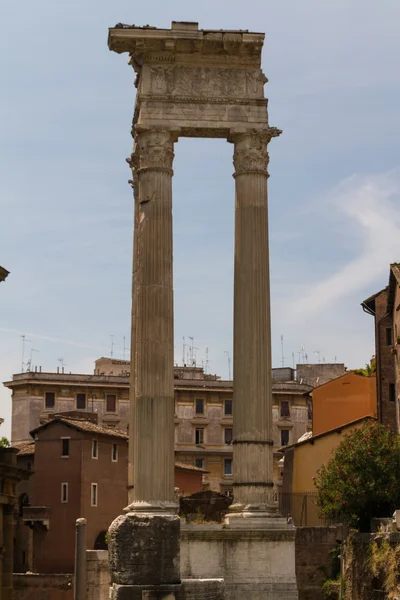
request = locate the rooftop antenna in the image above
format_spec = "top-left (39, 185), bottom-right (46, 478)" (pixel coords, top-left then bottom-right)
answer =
top-left (123, 336), bottom-right (126, 360)
top-left (20, 334), bottom-right (32, 373)
top-left (224, 350), bottom-right (232, 380)
top-left (182, 336), bottom-right (186, 365)
top-left (313, 350), bottom-right (321, 364)
top-left (300, 345), bottom-right (305, 363)
top-left (27, 348), bottom-right (39, 372)
top-left (205, 347), bottom-right (210, 374)
top-left (292, 352), bottom-right (295, 370)
top-left (188, 336), bottom-right (198, 366)
top-left (110, 335), bottom-right (114, 358)
top-left (58, 357), bottom-right (66, 370)
top-left (280, 334), bottom-right (284, 368)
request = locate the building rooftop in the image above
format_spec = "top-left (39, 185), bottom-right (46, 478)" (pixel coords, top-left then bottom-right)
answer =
top-left (30, 416), bottom-right (129, 440)
top-left (14, 441), bottom-right (35, 456)
top-left (279, 415), bottom-right (376, 451)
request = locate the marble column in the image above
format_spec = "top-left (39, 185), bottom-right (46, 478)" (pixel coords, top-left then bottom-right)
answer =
top-left (127, 126), bottom-right (178, 512)
top-left (228, 128), bottom-right (281, 519)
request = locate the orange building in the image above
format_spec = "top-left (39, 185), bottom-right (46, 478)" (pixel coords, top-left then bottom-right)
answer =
top-left (312, 372), bottom-right (377, 436)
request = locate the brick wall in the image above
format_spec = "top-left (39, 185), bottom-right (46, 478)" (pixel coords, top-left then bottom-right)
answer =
top-left (295, 527), bottom-right (339, 600)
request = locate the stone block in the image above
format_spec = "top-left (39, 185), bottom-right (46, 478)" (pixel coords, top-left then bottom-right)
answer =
top-left (108, 514), bottom-right (180, 586)
top-left (110, 580), bottom-right (225, 600)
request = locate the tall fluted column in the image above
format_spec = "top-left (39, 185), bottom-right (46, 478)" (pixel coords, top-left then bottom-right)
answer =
top-left (228, 128), bottom-right (281, 518)
top-left (127, 127), bottom-right (178, 511)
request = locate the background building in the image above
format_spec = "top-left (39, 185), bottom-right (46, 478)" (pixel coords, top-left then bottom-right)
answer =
top-left (362, 263), bottom-right (400, 429)
top-left (4, 358), bottom-right (317, 494)
top-left (312, 371), bottom-right (377, 437)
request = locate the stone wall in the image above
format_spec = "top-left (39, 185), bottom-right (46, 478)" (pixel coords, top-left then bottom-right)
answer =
top-left (344, 532), bottom-right (400, 600)
top-left (13, 573), bottom-right (73, 600)
top-left (87, 550), bottom-right (110, 600)
top-left (84, 526), bottom-right (341, 600)
top-left (295, 527), bottom-right (339, 600)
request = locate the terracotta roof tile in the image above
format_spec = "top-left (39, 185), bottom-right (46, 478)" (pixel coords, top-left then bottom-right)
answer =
top-left (14, 441), bottom-right (35, 455)
top-left (174, 461), bottom-right (208, 473)
top-left (30, 416), bottom-right (128, 440)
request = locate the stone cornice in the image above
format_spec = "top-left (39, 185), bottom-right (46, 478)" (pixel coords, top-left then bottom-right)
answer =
top-left (108, 22), bottom-right (264, 68)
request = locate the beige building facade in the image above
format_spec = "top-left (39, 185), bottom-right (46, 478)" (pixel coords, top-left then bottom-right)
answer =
top-left (4, 358), bottom-right (312, 493)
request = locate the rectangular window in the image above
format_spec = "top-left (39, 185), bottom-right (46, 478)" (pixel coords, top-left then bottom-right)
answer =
top-left (281, 429), bottom-right (290, 446)
top-left (92, 440), bottom-right (98, 459)
top-left (45, 392), bottom-right (55, 409)
top-left (224, 458), bottom-right (233, 476)
top-left (61, 438), bottom-right (69, 457)
top-left (224, 428), bottom-right (233, 444)
top-left (386, 327), bottom-right (393, 346)
top-left (195, 458), bottom-right (205, 469)
top-left (91, 483), bottom-right (98, 507)
top-left (106, 394), bottom-right (116, 413)
top-left (389, 383), bottom-right (396, 402)
top-left (280, 401), bottom-right (290, 417)
top-left (195, 398), bottom-right (204, 415)
top-left (61, 483), bottom-right (68, 503)
top-left (195, 428), bottom-right (204, 445)
top-left (76, 393), bottom-right (86, 410)
top-left (224, 399), bottom-right (232, 416)
top-left (112, 443), bottom-right (118, 462)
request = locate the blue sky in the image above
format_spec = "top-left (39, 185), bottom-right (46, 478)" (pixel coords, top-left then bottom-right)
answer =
top-left (1, 0), bottom-right (400, 437)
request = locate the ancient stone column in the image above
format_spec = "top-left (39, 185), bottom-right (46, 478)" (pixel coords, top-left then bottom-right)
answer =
top-left (108, 126), bottom-right (181, 599)
top-left (228, 128), bottom-right (281, 519)
top-left (127, 126), bottom-right (178, 512)
top-left (74, 518), bottom-right (87, 600)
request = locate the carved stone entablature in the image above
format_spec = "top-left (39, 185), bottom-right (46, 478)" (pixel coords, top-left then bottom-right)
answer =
top-left (143, 65), bottom-right (267, 100)
top-left (108, 22), bottom-right (265, 66)
top-left (231, 128), bottom-right (282, 177)
top-left (134, 128), bottom-right (177, 175)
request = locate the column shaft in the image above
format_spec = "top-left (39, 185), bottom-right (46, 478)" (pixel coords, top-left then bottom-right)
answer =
top-left (231, 130), bottom-right (280, 513)
top-left (129, 129), bottom-right (176, 508)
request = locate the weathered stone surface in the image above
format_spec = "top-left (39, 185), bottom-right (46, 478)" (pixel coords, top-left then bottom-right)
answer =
top-left (181, 525), bottom-right (297, 599)
top-left (108, 514), bottom-right (180, 586)
top-left (110, 580), bottom-right (225, 600)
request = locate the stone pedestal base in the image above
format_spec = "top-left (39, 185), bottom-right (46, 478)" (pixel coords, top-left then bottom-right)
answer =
top-left (181, 523), bottom-right (298, 600)
top-left (108, 513), bottom-right (180, 588)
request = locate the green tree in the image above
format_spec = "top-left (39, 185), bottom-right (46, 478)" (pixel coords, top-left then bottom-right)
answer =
top-left (314, 420), bottom-right (400, 531)
top-left (0, 437), bottom-right (10, 448)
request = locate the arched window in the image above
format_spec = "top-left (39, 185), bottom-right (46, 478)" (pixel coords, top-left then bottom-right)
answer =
top-left (94, 530), bottom-right (108, 550)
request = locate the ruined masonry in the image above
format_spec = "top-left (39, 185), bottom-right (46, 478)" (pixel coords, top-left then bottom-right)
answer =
top-left (107, 21), bottom-right (298, 600)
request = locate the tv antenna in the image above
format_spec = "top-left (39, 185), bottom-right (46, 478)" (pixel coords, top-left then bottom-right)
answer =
top-left (26, 348), bottom-right (39, 372)
top-left (188, 337), bottom-right (198, 366)
top-left (110, 335), bottom-right (114, 358)
top-left (20, 334), bottom-right (32, 372)
top-left (123, 336), bottom-right (126, 360)
top-left (224, 350), bottom-right (232, 380)
top-left (313, 350), bottom-right (321, 364)
top-left (58, 357), bottom-right (66, 370)
top-left (280, 334), bottom-right (284, 368)
top-left (205, 347), bottom-right (210, 374)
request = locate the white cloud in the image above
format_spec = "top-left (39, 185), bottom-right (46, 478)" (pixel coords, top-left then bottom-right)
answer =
top-left (290, 169), bottom-right (400, 319)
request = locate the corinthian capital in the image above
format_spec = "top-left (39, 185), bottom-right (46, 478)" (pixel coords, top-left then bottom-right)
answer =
top-left (134, 128), bottom-right (178, 175)
top-left (231, 127), bottom-right (282, 177)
